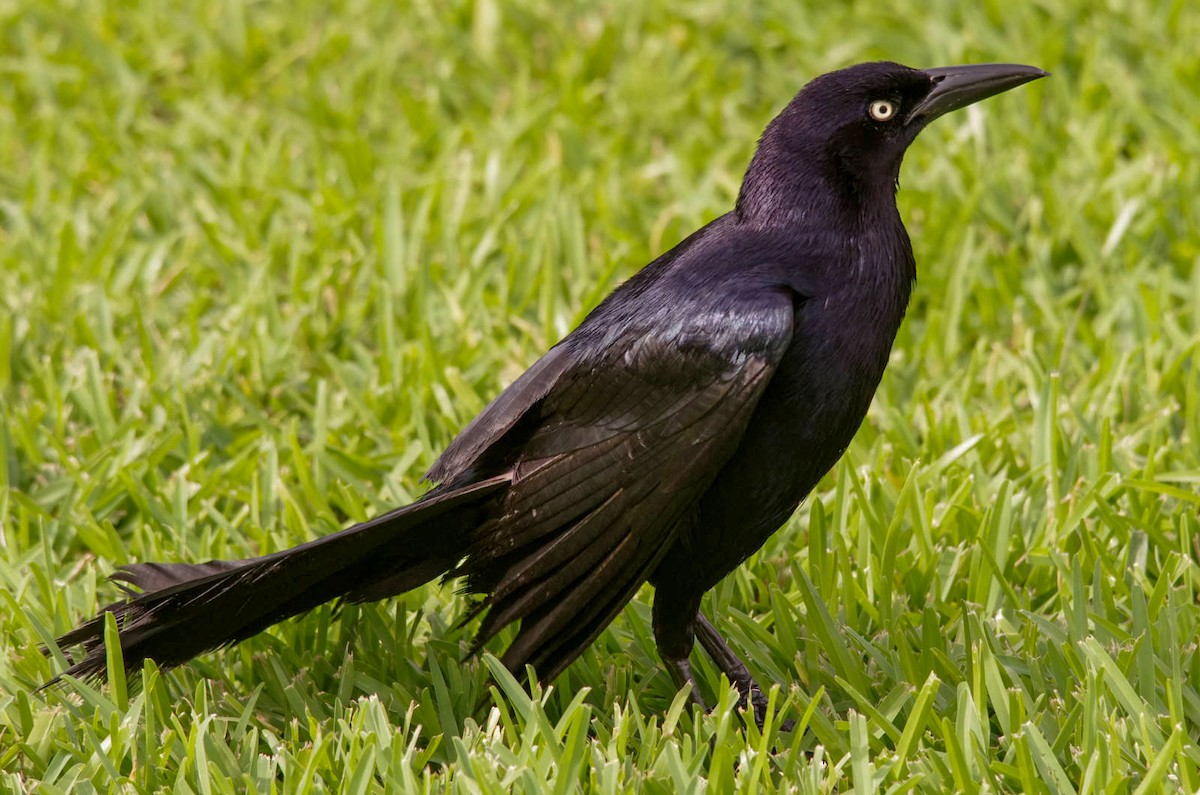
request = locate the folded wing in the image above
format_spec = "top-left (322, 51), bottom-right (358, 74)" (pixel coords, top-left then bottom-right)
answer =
top-left (446, 283), bottom-right (798, 680)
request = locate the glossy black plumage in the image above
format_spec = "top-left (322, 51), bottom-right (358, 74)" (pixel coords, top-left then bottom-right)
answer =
top-left (48, 61), bottom-right (1046, 721)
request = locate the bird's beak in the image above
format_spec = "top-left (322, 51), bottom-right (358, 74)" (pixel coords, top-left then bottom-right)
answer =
top-left (908, 63), bottom-right (1048, 125)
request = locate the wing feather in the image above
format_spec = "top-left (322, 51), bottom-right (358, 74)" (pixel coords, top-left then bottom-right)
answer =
top-left (456, 286), bottom-right (798, 679)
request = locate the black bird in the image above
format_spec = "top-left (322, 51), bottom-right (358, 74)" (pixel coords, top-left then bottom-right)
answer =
top-left (49, 61), bottom-right (1046, 723)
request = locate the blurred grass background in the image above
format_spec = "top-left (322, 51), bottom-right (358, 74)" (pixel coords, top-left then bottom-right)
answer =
top-left (1, 0), bottom-right (1199, 791)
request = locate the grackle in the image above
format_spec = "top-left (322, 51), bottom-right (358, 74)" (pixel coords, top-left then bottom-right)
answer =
top-left (49, 61), bottom-right (1046, 725)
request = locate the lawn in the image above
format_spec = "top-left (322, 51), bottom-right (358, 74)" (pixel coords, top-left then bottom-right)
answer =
top-left (2, 0), bottom-right (1199, 791)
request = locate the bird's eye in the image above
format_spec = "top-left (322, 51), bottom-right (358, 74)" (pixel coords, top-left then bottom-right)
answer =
top-left (869, 99), bottom-right (897, 121)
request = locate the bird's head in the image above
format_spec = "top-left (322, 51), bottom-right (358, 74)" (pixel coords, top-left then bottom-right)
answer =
top-left (738, 61), bottom-right (1048, 222)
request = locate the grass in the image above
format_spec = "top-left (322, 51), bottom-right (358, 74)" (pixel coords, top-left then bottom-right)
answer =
top-left (1, 0), bottom-right (1199, 791)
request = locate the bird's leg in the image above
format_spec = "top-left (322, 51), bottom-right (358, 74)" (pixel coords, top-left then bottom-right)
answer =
top-left (652, 589), bottom-right (707, 710)
top-left (693, 612), bottom-right (769, 725)
top-left (662, 654), bottom-right (707, 710)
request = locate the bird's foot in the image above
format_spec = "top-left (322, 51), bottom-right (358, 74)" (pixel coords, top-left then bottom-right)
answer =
top-left (694, 611), bottom-right (793, 731)
top-left (731, 673), bottom-right (795, 731)
top-left (664, 652), bottom-right (794, 731)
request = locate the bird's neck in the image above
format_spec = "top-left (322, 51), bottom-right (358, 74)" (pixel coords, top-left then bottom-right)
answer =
top-left (735, 137), bottom-right (916, 298)
top-left (735, 137), bottom-right (903, 232)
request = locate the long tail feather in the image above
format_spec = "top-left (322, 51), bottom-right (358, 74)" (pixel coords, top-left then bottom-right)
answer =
top-left (46, 476), bottom-right (508, 684)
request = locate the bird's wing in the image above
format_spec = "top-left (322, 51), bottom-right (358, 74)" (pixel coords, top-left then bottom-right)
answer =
top-left (425, 343), bottom-right (576, 485)
top-left (460, 282), bottom-right (798, 680)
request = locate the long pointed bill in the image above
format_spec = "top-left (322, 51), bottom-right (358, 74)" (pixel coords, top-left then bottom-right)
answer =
top-left (908, 63), bottom-right (1048, 124)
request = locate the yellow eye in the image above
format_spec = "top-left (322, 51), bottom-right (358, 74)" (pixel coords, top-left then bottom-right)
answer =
top-left (869, 99), bottom-right (897, 121)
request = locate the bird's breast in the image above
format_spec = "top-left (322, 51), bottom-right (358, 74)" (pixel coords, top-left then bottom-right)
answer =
top-left (685, 263), bottom-right (912, 585)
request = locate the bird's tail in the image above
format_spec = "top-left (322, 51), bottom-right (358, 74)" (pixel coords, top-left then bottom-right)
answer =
top-left (46, 476), bottom-right (509, 683)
